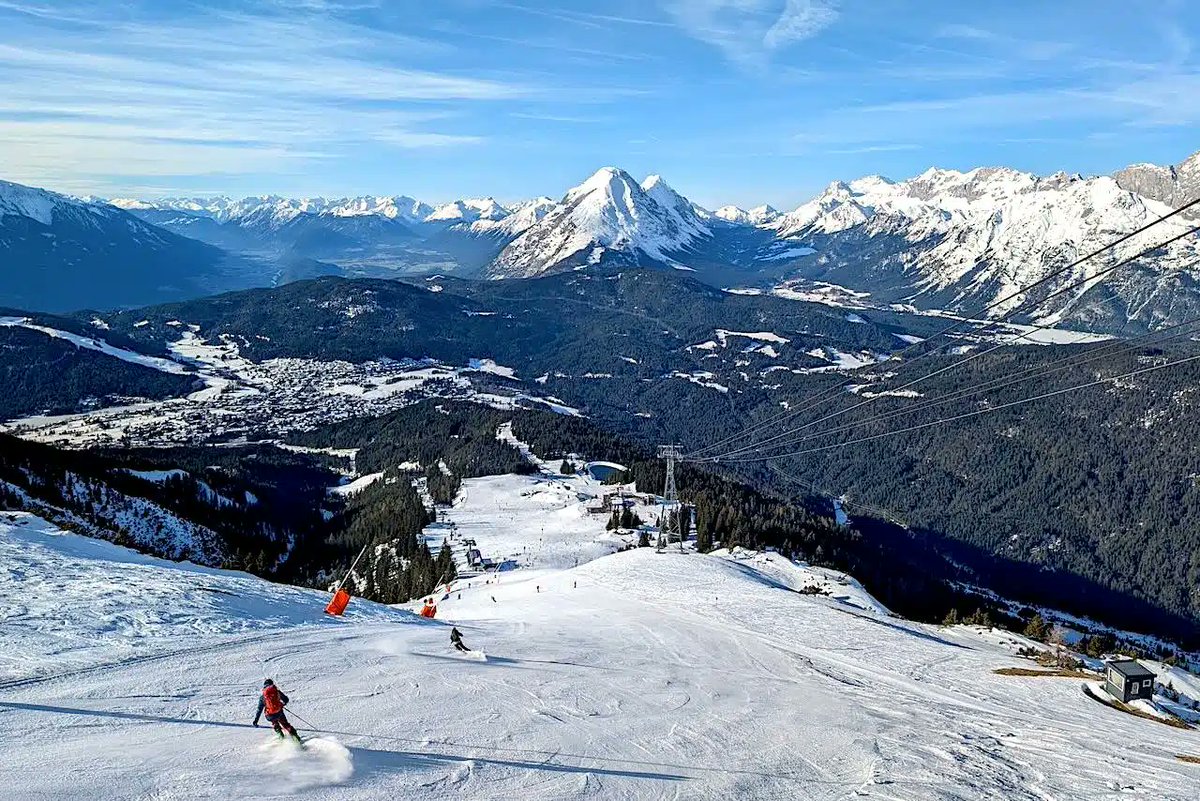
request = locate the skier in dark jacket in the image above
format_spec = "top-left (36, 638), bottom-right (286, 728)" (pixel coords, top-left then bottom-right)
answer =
top-left (450, 627), bottom-right (470, 653)
top-left (253, 678), bottom-right (302, 742)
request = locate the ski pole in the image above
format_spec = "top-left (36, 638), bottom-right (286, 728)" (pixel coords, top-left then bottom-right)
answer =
top-left (286, 708), bottom-right (318, 730)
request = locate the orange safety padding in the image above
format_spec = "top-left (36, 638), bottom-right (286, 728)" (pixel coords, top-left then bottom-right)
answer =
top-left (325, 588), bottom-right (351, 616)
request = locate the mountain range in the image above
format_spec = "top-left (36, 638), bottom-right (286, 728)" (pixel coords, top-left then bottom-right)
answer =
top-left (2, 151), bottom-right (1197, 331)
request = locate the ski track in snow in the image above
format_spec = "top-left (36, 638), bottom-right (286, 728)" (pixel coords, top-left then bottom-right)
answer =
top-left (3, 478), bottom-right (1200, 799)
top-left (0, 316), bottom-right (195, 377)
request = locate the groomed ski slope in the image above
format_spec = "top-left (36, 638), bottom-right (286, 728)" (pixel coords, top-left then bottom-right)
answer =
top-left (3, 482), bottom-right (1200, 799)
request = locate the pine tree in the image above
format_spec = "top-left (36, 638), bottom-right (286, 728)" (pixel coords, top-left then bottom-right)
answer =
top-left (436, 543), bottom-right (457, 584)
top-left (1023, 613), bottom-right (1049, 641)
top-left (966, 608), bottom-right (993, 628)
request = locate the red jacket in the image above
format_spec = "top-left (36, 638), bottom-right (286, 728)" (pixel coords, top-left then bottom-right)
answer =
top-left (255, 681), bottom-right (288, 719)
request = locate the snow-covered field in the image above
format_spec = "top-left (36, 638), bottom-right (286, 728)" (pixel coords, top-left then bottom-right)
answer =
top-left (0, 512), bottom-right (400, 684)
top-left (4, 475), bottom-right (1200, 799)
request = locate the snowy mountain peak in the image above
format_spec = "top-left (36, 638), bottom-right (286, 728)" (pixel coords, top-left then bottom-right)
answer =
top-left (488, 167), bottom-right (711, 278)
top-left (0, 178), bottom-right (152, 230)
top-left (640, 173), bottom-right (710, 237)
top-left (109, 198), bottom-right (159, 211)
top-left (564, 166), bottom-right (642, 205)
top-left (490, 196), bottom-right (555, 233)
top-left (640, 173), bottom-right (669, 192)
top-left (714, 204), bottom-right (780, 226)
top-left (770, 156), bottom-right (1200, 325)
top-left (426, 197), bottom-right (509, 223)
top-left (0, 179), bottom-right (78, 225)
top-left (714, 205), bottom-right (750, 223)
top-left (1114, 147), bottom-right (1200, 219)
top-left (329, 195), bottom-right (433, 222)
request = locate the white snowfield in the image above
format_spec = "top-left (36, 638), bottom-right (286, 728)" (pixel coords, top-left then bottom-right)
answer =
top-left (0, 512), bottom-right (400, 684)
top-left (3, 478), bottom-right (1200, 799)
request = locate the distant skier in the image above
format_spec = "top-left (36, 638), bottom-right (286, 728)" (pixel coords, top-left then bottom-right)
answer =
top-left (450, 627), bottom-right (470, 653)
top-left (253, 678), bottom-right (302, 743)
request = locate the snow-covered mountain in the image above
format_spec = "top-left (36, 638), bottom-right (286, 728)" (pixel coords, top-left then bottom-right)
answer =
top-left (1114, 150), bottom-right (1200, 220)
top-left (0, 180), bottom-right (224, 312)
top-left (487, 167), bottom-right (712, 278)
top-left (762, 162), bottom-right (1200, 330)
top-left (117, 193), bottom-right (512, 229)
top-left (110, 192), bottom-right (549, 274)
top-left (326, 195), bottom-right (434, 223)
top-left (425, 197), bottom-right (508, 224)
top-left (714, 204), bottom-right (781, 225)
top-left (117, 171), bottom-right (716, 281)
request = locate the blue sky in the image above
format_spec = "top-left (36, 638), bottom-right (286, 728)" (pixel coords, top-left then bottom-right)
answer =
top-left (0, 0), bottom-right (1197, 208)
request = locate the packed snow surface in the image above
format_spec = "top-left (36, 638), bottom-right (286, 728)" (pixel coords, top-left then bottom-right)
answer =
top-left (0, 512), bottom-right (400, 683)
top-left (328, 472), bottom-right (384, 497)
top-left (4, 476), bottom-right (1200, 799)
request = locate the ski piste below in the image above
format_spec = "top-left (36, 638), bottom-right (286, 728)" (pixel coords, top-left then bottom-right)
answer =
top-left (2, 481), bottom-right (1200, 799)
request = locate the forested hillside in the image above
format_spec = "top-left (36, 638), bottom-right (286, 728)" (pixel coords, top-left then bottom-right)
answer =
top-left (0, 326), bottom-right (195, 419)
top-left (81, 269), bottom-right (907, 375)
top-left (698, 344), bottom-right (1200, 641)
top-left (0, 434), bottom-right (452, 604)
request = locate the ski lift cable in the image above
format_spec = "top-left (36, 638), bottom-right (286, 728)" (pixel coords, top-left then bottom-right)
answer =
top-left (765, 462), bottom-right (905, 525)
top-left (707, 252), bottom-right (1200, 460)
top-left (781, 320), bottom-right (1200, 449)
top-left (685, 196), bottom-right (1200, 460)
top-left (716, 351), bottom-right (1200, 463)
top-left (695, 222), bottom-right (1200, 463)
top-left (697, 223), bottom-right (1200, 462)
top-left (713, 309), bottom-right (1200, 458)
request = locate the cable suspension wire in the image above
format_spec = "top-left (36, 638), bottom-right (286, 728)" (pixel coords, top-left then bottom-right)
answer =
top-left (765, 463), bottom-right (907, 526)
top-left (716, 311), bottom-right (1200, 458)
top-left (685, 197), bottom-right (1200, 461)
top-left (717, 351), bottom-right (1200, 463)
top-left (695, 222), bottom-right (1200, 463)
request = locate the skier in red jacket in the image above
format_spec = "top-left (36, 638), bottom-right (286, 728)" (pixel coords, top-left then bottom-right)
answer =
top-left (253, 679), bottom-right (302, 743)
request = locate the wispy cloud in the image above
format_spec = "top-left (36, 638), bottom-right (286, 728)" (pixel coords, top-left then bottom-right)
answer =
top-left (0, 2), bottom-right (540, 191)
top-left (934, 22), bottom-right (1074, 63)
top-left (825, 144), bottom-right (921, 155)
top-left (493, 2), bottom-right (674, 30)
top-left (510, 112), bottom-right (610, 124)
top-left (791, 70), bottom-right (1200, 154)
top-left (663, 0), bottom-right (838, 68)
top-left (764, 0), bottom-right (838, 49)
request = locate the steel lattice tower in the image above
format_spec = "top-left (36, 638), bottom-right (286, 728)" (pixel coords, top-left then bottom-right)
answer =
top-left (657, 445), bottom-right (684, 552)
